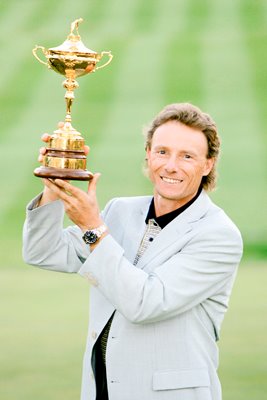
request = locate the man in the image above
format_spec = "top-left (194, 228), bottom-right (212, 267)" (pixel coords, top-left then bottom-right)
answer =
top-left (23, 103), bottom-right (243, 400)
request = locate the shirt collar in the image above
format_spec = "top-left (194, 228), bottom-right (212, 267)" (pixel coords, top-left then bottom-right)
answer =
top-left (145, 187), bottom-right (202, 229)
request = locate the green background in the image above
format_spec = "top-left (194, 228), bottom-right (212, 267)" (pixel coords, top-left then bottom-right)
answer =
top-left (0, 0), bottom-right (266, 399)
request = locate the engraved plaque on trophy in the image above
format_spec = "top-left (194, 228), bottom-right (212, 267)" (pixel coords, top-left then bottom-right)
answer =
top-left (32, 18), bottom-right (113, 180)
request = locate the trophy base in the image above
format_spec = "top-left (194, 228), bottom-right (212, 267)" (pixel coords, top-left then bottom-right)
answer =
top-left (34, 166), bottom-right (93, 181)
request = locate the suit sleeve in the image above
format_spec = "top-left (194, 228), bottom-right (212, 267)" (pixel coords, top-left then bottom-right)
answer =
top-left (78, 224), bottom-right (243, 324)
top-left (22, 195), bottom-right (115, 273)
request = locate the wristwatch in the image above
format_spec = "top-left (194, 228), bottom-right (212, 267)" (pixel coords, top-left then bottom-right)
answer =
top-left (82, 224), bottom-right (107, 245)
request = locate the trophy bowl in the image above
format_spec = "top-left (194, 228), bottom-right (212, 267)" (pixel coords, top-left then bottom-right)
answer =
top-left (32, 18), bottom-right (113, 181)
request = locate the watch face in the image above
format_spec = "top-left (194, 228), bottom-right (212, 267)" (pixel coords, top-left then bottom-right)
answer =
top-left (83, 231), bottom-right (98, 244)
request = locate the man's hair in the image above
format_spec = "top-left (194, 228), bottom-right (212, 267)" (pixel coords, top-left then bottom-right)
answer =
top-left (144, 103), bottom-right (221, 191)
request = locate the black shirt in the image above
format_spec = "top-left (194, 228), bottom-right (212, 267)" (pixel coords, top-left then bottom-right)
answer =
top-left (145, 187), bottom-right (202, 229)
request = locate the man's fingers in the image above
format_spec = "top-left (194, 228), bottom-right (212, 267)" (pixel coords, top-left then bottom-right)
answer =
top-left (43, 175), bottom-right (101, 206)
top-left (41, 133), bottom-right (51, 143)
top-left (39, 135), bottom-right (49, 163)
top-left (53, 179), bottom-right (81, 197)
top-left (84, 145), bottom-right (90, 155)
top-left (43, 179), bottom-right (73, 202)
top-left (88, 173), bottom-right (101, 193)
top-left (38, 146), bottom-right (47, 163)
top-left (40, 146), bottom-right (47, 155)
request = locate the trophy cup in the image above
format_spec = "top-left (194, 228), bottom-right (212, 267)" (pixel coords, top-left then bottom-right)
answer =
top-left (32, 18), bottom-right (113, 180)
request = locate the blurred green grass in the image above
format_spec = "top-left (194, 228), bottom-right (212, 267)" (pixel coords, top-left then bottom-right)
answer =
top-left (218, 261), bottom-right (267, 399)
top-left (0, 0), bottom-right (266, 399)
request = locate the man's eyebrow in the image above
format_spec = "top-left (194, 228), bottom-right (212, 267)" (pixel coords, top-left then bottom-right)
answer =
top-left (153, 145), bottom-right (168, 150)
top-left (152, 145), bottom-right (200, 157)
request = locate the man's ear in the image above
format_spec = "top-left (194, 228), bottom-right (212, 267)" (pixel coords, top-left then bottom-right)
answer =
top-left (203, 158), bottom-right (215, 176)
top-left (145, 147), bottom-right (151, 162)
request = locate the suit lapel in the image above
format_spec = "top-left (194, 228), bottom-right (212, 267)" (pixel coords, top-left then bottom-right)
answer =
top-left (136, 191), bottom-right (212, 270)
top-left (121, 196), bottom-right (152, 264)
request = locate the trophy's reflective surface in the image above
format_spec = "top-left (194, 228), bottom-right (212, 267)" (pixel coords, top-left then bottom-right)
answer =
top-left (32, 18), bottom-right (113, 180)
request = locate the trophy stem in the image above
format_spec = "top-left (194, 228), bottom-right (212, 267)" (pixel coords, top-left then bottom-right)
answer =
top-left (63, 72), bottom-right (79, 123)
top-left (65, 94), bottom-right (73, 122)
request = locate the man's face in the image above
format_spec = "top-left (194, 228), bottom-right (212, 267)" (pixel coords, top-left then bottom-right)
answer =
top-left (146, 120), bottom-right (214, 213)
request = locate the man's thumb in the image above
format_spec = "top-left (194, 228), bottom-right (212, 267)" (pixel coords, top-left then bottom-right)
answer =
top-left (87, 172), bottom-right (101, 192)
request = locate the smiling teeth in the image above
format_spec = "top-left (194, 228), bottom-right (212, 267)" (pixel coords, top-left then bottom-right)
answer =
top-left (162, 177), bottom-right (182, 184)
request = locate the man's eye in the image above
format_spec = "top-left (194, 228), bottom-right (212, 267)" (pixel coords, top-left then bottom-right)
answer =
top-left (158, 150), bottom-right (166, 155)
top-left (184, 154), bottom-right (191, 159)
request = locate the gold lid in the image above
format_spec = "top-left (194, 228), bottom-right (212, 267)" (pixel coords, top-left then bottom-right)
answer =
top-left (49, 18), bottom-right (97, 56)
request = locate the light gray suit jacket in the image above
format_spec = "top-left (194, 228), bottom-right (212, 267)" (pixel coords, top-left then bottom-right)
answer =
top-left (23, 190), bottom-right (243, 400)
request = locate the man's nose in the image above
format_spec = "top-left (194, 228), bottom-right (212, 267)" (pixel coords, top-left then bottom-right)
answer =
top-left (164, 156), bottom-right (179, 173)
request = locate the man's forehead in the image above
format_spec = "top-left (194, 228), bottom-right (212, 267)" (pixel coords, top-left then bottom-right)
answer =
top-left (150, 121), bottom-right (209, 156)
top-left (153, 121), bottom-right (206, 142)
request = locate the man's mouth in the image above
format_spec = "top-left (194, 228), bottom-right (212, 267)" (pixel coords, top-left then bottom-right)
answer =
top-left (161, 176), bottom-right (183, 184)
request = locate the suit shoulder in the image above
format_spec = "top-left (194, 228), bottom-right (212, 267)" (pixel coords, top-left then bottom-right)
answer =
top-left (104, 195), bottom-right (152, 211)
top-left (200, 200), bottom-right (243, 247)
top-left (101, 195), bottom-right (152, 222)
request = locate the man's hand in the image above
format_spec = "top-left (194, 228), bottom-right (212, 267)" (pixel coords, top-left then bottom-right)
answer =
top-left (42, 174), bottom-right (103, 232)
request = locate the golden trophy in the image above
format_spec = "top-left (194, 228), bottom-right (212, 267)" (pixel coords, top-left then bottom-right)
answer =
top-left (32, 18), bottom-right (113, 180)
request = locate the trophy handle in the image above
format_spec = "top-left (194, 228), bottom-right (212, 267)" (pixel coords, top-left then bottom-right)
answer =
top-left (32, 45), bottom-right (49, 67)
top-left (96, 51), bottom-right (113, 70)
